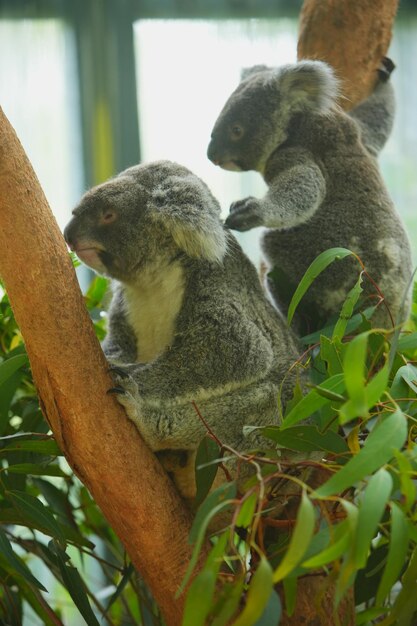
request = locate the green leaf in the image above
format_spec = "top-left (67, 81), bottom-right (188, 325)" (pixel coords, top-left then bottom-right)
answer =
top-left (273, 492), bottom-right (315, 582)
top-left (104, 563), bottom-right (134, 612)
top-left (211, 579), bottom-right (245, 626)
top-left (376, 503), bottom-right (409, 605)
top-left (262, 425), bottom-right (348, 454)
top-left (0, 527), bottom-right (47, 591)
top-left (287, 248), bottom-right (355, 325)
top-left (0, 354), bottom-right (28, 386)
top-left (253, 590), bottom-right (281, 626)
top-left (282, 373), bottom-right (345, 429)
top-left (314, 409), bottom-right (407, 498)
top-left (53, 544), bottom-right (101, 626)
top-left (179, 482), bottom-right (237, 595)
top-left (385, 545), bottom-right (417, 626)
top-left (182, 569), bottom-right (217, 626)
top-left (236, 493), bottom-right (258, 529)
top-left (332, 273), bottom-right (364, 343)
top-left (6, 464), bottom-right (67, 477)
top-left (341, 333), bottom-right (368, 416)
top-left (282, 576), bottom-right (297, 617)
top-left (2, 438), bottom-right (61, 455)
top-left (354, 468), bottom-right (393, 569)
top-left (231, 556), bottom-right (274, 626)
top-left (302, 520), bottom-right (350, 568)
top-left (320, 335), bottom-right (343, 376)
top-left (194, 436), bottom-right (221, 508)
top-left (397, 332), bottom-right (417, 353)
top-left (300, 306), bottom-right (376, 346)
top-left (7, 490), bottom-right (66, 544)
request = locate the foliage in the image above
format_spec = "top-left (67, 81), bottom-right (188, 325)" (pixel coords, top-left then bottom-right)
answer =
top-left (183, 250), bottom-right (417, 626)
top-left (0, 276), bottom-right (163, 626)
top-left (1, 250), bottom-right (417, 625)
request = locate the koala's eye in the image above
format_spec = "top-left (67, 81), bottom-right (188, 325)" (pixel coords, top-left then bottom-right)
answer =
top-left (230, 124), bottom-right (244, 140)
top-left (101, 209), bottom-right (117, 225)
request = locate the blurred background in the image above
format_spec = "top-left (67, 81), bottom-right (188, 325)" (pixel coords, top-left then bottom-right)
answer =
top-left (0, 0), bottom-right (416, 270)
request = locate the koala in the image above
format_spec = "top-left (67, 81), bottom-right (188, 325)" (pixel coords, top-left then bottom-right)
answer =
top-left (64, 160), bottom-right (303, 503)
top-left (207, 59), bottom-right (412, 334)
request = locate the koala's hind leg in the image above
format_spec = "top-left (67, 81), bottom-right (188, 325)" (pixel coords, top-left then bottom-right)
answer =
top-left (349, 57), bottom-right (395, 157)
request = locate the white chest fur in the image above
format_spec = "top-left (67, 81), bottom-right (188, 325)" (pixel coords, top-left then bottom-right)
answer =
top-left (124, 261), bottom-right (185, 363)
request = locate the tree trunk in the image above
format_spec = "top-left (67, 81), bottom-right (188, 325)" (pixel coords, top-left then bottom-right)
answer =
top-left (298, 0), bottom-right (399, 109)
top-left (278, 1), bottom-right (399, 624)
top-left (0, 108), bottom-right (204, 626)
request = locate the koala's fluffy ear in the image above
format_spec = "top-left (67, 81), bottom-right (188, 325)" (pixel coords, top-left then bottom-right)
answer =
top-left (241, 64), bottom-right (270, 81)
top-left (277, 60), bottom-right (339, 113)
top-left (149, 174), bottom-right (227, 263)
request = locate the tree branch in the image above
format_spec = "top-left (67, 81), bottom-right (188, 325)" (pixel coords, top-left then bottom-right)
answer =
top-left (298, 0), bottom-right (399, 109)
top-left (0, 108), bottom-right (202, 626)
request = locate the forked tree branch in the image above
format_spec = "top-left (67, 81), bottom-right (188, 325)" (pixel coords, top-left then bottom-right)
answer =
top-left (0, 108), bottom-right (202, 626)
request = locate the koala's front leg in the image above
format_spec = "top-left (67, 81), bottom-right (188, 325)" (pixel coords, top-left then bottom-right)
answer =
top-left (226, 156), bottom-right (326, 232)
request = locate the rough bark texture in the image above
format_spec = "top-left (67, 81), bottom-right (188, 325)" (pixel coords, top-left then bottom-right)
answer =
top-left (282, 1), bottom-right (400, 623)
top-left (0, 108), bottom-right (201, 626)
top-left (298, 0), bottom-right (399, 109)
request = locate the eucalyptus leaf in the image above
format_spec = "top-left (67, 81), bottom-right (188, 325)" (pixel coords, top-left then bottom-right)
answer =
top-left (231, 556), bottom-right (274, 626)
top-left (314, 409), bottom-right (407, 498)
top-left (0, 353), bottom-right (28, 386)
top-left (287, 248), bottom-right (355, 325)
top-left (273, 492), bottom-right (315, 582)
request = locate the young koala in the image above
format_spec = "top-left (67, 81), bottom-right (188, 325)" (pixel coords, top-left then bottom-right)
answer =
top-left (64, 160), bottom-right (302, 502)
top-left (207, 59), bottom-right (412, 333)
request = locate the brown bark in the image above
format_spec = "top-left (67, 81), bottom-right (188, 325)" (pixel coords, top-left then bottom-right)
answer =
top-left (298, 0), bottom-right (399, 109)
top-left (0, 108), bottom-right (203, 626)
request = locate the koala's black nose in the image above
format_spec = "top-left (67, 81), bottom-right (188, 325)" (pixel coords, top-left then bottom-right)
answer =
top-left (63, 219), bottom-right (76, 249)
top-left (207, 140), bottom-right (220, 165)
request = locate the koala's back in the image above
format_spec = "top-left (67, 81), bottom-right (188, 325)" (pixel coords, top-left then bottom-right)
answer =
top-left (180, 233), bottom-right (301, 402)
top-left (262, 110), bottom-right (412, 328)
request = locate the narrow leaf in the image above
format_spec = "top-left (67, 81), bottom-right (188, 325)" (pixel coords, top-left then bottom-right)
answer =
top-left (263, 424), bottom-right (348, 454)
top-left (273, 492), bottom-right (315, 582)
top-left (332, 273), bottom-right (363, 343)
top-left (54, 548), bottom-right (100, 626)
top-left (0, 527), bottom-right (47, 591)
top-left (7, 490), bottom-right (66, 544)
top-left (231, 556), bottom-right (274, 626)
top-left (182, 569), bottom-right (217, 626)
top-left (314, 409), bottom-right (407, 498)
top-left (194, 436), bottom-right (221, 507)
top-left (0, 354), bottom-right (28, 386)
top-left (283, 374), bottom-right (345, 429)
top-left (287, 248), bottom-right (354, 325)
top-left (354, 468), bottom-right (393, 568)
top-left (375, 503), bottom-right (409, 605)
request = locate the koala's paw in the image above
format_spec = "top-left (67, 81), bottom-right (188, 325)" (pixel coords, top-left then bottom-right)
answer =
top-left (107, 365), bottom-right (140, 422)
top-left (378, 57), bottom-right (395, 82)
top-left (225, 197), bottom-right (264, 232)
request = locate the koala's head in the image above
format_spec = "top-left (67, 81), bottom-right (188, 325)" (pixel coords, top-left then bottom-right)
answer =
top-left (64, 160), bottom-right (227, 282)
top-left (207, 60), bottom-right (339, 173)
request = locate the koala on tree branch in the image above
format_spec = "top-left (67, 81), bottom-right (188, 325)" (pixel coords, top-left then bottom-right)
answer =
top-left (207, 59), bottom-right (412, 333)
top-left (64, 160), bottom-right (302, 502)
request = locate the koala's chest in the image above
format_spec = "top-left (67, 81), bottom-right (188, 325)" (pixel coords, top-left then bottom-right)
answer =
top-left (124, 264), bottom-right (185, 363)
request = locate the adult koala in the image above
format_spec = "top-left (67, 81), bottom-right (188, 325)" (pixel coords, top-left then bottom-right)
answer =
top-left (207, 59), bottom-right (412, 333)
top-left (64, 160), bottom-right (302, 503)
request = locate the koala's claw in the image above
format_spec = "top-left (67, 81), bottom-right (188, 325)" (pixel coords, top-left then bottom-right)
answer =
top-left (107, 386), bottom-right (126, 395)
top-left (226, 197), bottom-right (263, 232)
top-left (378, 57), bottom-right (395, 82)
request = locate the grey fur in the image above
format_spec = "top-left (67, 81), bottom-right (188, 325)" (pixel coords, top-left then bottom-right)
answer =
top-left (207, 60), bottom-right (412, 333)
top-left (64, 160), bottom-right (302, 501)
